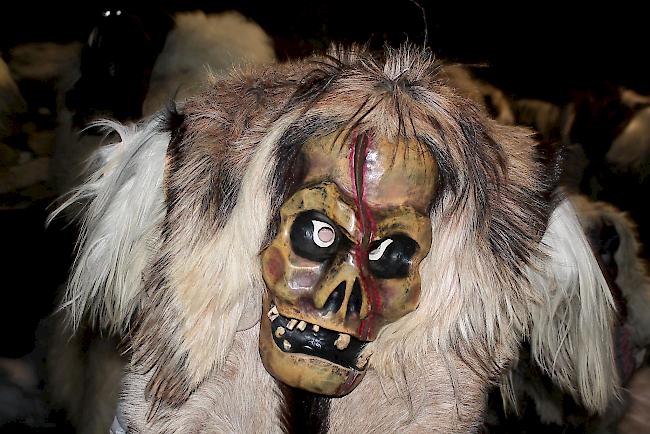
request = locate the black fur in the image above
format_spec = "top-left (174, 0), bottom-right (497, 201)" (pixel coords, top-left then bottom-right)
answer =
top-left (278, 383), bottom-right (331, 434)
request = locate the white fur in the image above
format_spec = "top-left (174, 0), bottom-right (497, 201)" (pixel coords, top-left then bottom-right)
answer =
top-left (122, 324), bottom-right (487, 433)
top-left (528, 198), bottom-right (618, 411)
top-left (572, 195), bottom-right (650, 354)
top-left (166, 112), bottom-right (300, 388)
top-left (47, 14), bottom-right (276, 432)
top-left (48, 119), bottom-right (168, 333)
top-left (50, 45), bottom-right (620, 430)
top-left (121, 326), bottom-right (283, 433)
top-left (498, 196), bottom-right (649, 428)
top-left (142, 11), bottom-right (276, 115)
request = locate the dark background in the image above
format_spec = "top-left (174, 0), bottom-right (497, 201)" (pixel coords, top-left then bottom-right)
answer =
top-left (1, 1), bottom-right (648, 101)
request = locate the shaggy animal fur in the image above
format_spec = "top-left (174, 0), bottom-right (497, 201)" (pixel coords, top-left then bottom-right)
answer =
top-left (573, 196), bottom-right (650, 359)
top-left (142, 11), bottom-right (276, 115)
top-left (53, 45), bottom-right (618, 432)
top-left (443, 64), bottom-right (515, 125)
top-left (487, 195), bottom-right (650, 432)
top-left (47, 11), bottom-right (275, 434)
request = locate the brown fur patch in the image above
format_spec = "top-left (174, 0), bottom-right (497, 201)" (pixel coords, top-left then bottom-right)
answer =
top-left (113, 45), bottom-right (614, 425)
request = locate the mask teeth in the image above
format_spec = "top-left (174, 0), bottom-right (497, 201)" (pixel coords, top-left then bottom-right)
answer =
top-left (334, 333), bottom-right (351, 350)
top-left (271, 310), bottom-right (369, 370)
top-left (267, 305), bottom-right (279, 321)
top-left (271, 307), bottom-right (357, 351)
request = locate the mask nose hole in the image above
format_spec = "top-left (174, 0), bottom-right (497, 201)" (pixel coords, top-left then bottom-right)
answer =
top-left (347, 279), bottom-right (362, 318)
top-left (323, 281), bottom-right (346, 314)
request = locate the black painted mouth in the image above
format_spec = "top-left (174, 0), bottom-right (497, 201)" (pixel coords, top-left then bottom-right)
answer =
top-left (269, 307), bottom-right (368, 371)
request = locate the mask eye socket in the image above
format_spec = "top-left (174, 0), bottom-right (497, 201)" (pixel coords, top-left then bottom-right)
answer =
top-left (368, 234), bottom-right (418, 278)
top-left (290, 211), bottom-right (340, 262)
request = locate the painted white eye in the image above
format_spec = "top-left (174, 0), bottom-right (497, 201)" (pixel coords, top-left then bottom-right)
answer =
top-left (116, 10), bottom-right (122, 16)
top-left (312, 220), bottom-right (336, 248)
top-left (369, 239), bottom-right (393, 261)
top-left (102, 10), bottom-right (111, 17)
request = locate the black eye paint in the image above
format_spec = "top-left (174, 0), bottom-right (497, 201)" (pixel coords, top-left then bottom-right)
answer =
top-left (290, 211), bottom-right (340, 262)
top-left (367, 234), bottom-right (418, 278)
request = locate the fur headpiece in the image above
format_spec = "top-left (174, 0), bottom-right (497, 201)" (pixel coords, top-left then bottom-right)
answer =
top-left (52, 45), bottom-right (618, 430)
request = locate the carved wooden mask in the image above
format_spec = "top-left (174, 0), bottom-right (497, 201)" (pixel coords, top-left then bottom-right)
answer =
top-left (259, 129), bottom-right (436, 395)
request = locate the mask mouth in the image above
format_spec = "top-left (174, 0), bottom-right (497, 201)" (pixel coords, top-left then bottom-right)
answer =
top-left (267, 304), bottom-right (369, 370)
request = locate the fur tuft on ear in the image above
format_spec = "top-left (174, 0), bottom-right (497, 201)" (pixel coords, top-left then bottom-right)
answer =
top-left (527, 198), bottom-right (618, 412)
top-left (48, 118), bottom-right (168, 334)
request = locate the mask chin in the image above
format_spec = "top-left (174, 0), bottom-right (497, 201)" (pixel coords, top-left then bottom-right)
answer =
top-left (258, 296), bottom-right (367, 396)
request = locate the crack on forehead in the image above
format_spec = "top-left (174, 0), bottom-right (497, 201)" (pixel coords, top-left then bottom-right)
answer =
top-left (348, 131), bottom-right (381, 339)
top-left (353, 132), bottom-right (375, 245)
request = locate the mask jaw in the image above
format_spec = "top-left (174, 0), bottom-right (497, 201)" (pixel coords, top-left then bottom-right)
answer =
top-left (259, 294), bottom-right (367, 396)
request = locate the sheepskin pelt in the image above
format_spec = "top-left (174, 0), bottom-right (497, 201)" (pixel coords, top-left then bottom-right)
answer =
top-left (45, 10), bottom-right (276, 434)
top-left (53, 45), bottom-right (618, 433)
top-left (572, 195), bottom-right (650, 364)
top-left (487, 194), bottom-right (650, 433)
top-left (142, 10), bottom-right (276, 115)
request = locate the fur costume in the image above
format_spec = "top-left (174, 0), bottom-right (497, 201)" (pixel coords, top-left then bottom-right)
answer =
top-left (52, 45), bottom-right (618, 433)
top-left (487, 194), bottom-right (650, 432)
top-left (46, 10), bottom-right (275, 434)
top-left (562, 86), bottom-right (650, 251)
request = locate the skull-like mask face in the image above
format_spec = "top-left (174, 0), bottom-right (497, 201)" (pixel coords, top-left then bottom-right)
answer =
top-left (259, 131), bottom-right (436, 395)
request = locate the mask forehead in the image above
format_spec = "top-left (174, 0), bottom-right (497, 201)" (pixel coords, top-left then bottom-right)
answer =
top-left (301, 130), bottom-right (438, 215)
